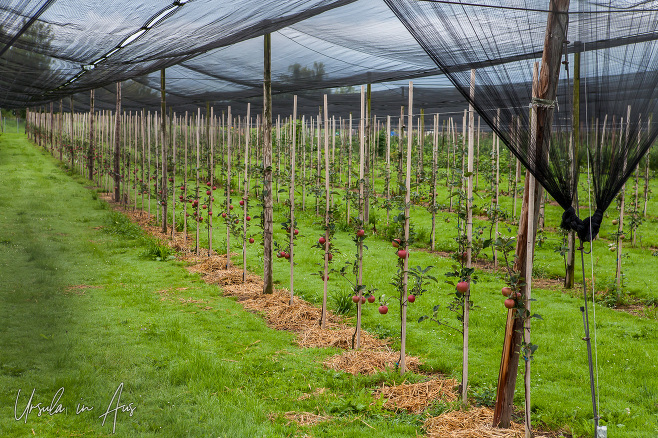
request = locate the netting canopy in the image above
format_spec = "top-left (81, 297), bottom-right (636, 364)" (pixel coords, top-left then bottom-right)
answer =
top-left (2, 0), bottom-right (658, 235)
top-left (386, 0), bottom-right (658, 240)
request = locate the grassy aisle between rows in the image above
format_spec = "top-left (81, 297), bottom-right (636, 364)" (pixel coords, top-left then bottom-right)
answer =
top-left (0, 134), bottom-right (423, 437)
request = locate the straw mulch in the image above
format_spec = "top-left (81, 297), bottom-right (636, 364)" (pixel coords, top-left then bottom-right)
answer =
top-left (324, 349), bottom-right (421, 375)
top-left (375, 379), bottom-right (458, 414)
top-left (423, 407), bottom-right (551, 438)
top-left (241, 290), bottom-right (343, 332)
top-left (268, 411), bottom-right (331, 427)
top-left (296, 325), bottom-right (389, 350)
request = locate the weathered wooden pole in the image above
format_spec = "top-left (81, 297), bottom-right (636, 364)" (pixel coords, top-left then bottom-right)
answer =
top-left (88, 90), bottom-right (95, 181)
top-left (243, 104), bottom-right (251, 283)
top-left (431, 113), bottom-right (438, 250)
top-left (289, 97), bottom-right (297, 305)
top-left (114, 83), bottom-right (121, 202)
top-left (462, 69), bottom-right (475, 404)
top-left (493, 0), bottom-right (569, 427)
top-left (321, 94), bottom-right (330, 328)
top-left (263, 33), bottom-right (274, 295)
top-left (400, 81), bottom-right (413, 375)
top-left (160, 70), bottom-right (167, 233)
top-left (565, 47), bottom-right (581, 288)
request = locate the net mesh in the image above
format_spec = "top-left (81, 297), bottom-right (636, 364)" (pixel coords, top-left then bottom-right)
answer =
top-left (385, 0), bottom-right (658, 238)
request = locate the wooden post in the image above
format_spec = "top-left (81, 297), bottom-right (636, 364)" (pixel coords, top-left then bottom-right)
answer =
top-left (400, 82), bottom-right (413, 375)
top-left (386, 115), bottom-right (392, 225)
top-left (289, 98), bottom-right (296, 304)
top-left (58, 100), bottom-right (63, 161)
top-left (524, 63), bottom-right (540, 438)
top-left (364, 83), bottom-right (371, 223)
top-left (69, 97), bottom-right (74, 169)
top-left (431, 113), bottom-right (438, 250)
top-left (196, 108), bottom-right (201, 256)
top-left (494, 0), bottom-right (569, 426)
top-left (243, 105), bottom-right (251, 282)
top-left (172, 113), bottom-right (177, 238)
top-left (494, 109), bottom-right (501, 270)
top-left (160, 70), bottom-right (167, 233)
top-left (616, 106), bottom-right (631, 289)
top-left (565, 48), bottom-right (581, 288)
top-left (263, 33), bottom-right (274, 295)
top-left (227, 107), bottom-right (233, 266)
top-left (114, 83), bottom-right (121, 202)
top-left (643, 115), bottom-right (652, 217)
top-left (321, 94), bottom-right (330, 328)
top-left (356, 87), bottom-right (366, 348)
top-left (88, 90), bottom-right (95, 181)
top-left (347, 114), bottom-right (352, 225)
top-left (463, 69), bottom-right (475, 404)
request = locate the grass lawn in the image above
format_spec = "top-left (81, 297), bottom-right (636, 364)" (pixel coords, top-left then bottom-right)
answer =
top-left (2, 131), bottom-right (657, 437)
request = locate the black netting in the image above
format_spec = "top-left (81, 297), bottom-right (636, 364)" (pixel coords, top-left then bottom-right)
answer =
top-left (385, 0), bottom-right (658, 240)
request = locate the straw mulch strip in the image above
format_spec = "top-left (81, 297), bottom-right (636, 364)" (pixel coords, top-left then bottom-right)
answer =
top-left (221, 282), bottom-right (262, 299)
top-left (296, 325), bottom-right (389, 350)
top-left (241, 290), bottom-right (342, 332)
top-left (324, 349), bottom-right (421, 375)
top-left (376, 379), bottom-right (458, 414)
top-left (423, 407), bottom-right (551, 438)
top-left (268, 411), bottom-right (331, 427)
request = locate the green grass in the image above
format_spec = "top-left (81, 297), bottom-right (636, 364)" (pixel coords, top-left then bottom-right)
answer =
top-left (0, 133), bottom-right (427, 437)
top-left (4, 131), bottom-right (658, 437)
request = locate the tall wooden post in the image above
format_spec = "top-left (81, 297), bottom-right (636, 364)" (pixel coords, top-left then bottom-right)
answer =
top-left (88, 91), bottom-right (95, 181)
top-left (565, 47), bottom-right (581, 288)
top-left (289, 98), bottom-right (296, 304)
top-left (463, 69), bottom-right (475, 403)
top-left (160, 70), bottom-right (167, 233)
top-left (113, 84), bottom-right (121, 201)
top-left (263, 33), bottom-right (274, 295)
top-left (321, 95), bottom-right (330, 328)
top-left (493, 0), bottom-right (569, 428)
top-left (400, 82), bottom-right (413, 375)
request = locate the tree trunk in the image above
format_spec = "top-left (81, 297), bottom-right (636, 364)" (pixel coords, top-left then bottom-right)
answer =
top-left (494, 0), bottom-right (569, 428)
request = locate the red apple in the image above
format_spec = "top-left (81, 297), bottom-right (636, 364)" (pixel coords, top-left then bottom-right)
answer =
top-left (501, 287), bottom-right (512, 297)
top-left (327, 253), bottom-right (333, 261)
top-left (392, 239), bottom-right (401, 248)
top-left (407, 294), bottom-right (416, 303)
top-left (379, 305), bottom-right (389, 315)
top-left (319, 236), bottom-right (326, 245)
top-left (206, 182), bottom-right (211, 187)
top-left (356, 229), bottom-right (365, 238)
top-left (239, 200), bottom-right (245, 206)
top-left (360, 296), bottom-right (366, 304)
top-left (397, 249), bottom-right (408, 259)
top-left (206, 190), bottom-right (211, 195)
top-left (180, 186), bottom-right (185, 191)
top-left (202, 204), bottom-right (207, 209)
top-left (249, 238), bottom-right (254, 244)
top-left (367, 295), bottom-right (376, 304)
top-left (246, 216), bottom-right (251, 221)
top-left (294, 229), bottom-right (299, 235)
top-left (229, 204), bottom-right (234, 210)
top-left (504, 298), bottom-right (516, 309)
top-left (352, 295), bottom-right (360, 303)
top-left (456, 281), bottom-right (469, 294)
top-left (284, 252), bottom-right (290, 259)
top-left (212, 186), bottom-right (217, 190)
top-left (208, 211), bottom-right (212, 216)
top-left (221, 212), bottom-right (227, 218)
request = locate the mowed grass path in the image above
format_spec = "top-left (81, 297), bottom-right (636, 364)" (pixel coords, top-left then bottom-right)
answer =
top-left (0, 134), bottom-right (424, 437)
top-left (2, 132), bottom-right (658, 437)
